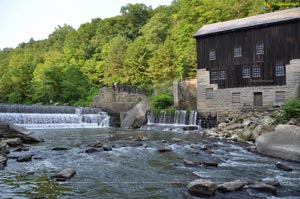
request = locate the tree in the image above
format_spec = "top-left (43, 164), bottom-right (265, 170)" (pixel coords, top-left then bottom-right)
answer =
top-left (102, 36), bottom-right (129, 85)
top-left (147, 38), bottom-right (177, 87)
top-left (61, 65), bottom-right (90, 104)
top-left (32, 51), bottom-right (65, 103)
top-left (123, 37), bottom-right (151, 87)
top-left (121, 3), bottom-right (153, 39)
top-left (139, 7), bottom-right (172, 52)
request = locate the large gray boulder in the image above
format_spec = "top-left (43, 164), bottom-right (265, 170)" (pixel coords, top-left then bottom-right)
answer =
top-left (217, 180), bottom-right (246, 192)
top-left (187, 179), bottom-right (217, 197)
top-left (256, 125), bottom-right (300, 162)
top-left (121, 99), bottom-right (150, 128)
top-left (51, 168), bottom-right (77, 181)
top-left (0, 123), bottom-right (41, 143)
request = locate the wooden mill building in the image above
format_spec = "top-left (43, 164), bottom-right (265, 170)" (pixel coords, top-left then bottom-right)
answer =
top-left (193, 8), bottom-right (300, 113)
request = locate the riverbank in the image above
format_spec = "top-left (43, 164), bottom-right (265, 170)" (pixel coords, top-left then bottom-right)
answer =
top-left (201, 110), bottom-right (300, 162)
top-left (0, 122), bottom-right (41, 169)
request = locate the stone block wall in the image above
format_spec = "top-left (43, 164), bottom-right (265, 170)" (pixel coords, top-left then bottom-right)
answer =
top-left (173, 79), bottom-right (197, 109)
top-left (197, 59), bottom-right (300, 114)
top-left (93, 87), bottom-right (146, 113)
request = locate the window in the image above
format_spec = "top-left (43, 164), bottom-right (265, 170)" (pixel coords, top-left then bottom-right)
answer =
top-left (234, 46), bottom-right (242, 57)
top-left (206, 88), bottom-right (213, 99)
top-left (256, 43), bottom-right (264, 55)
top-left (243, 67), bottom-right (251, 78)
top-left (275, 91), bottom-right (285, 103)
top-left (210, 70), bottom-right (218, 80)
top-left (219, 69), bottom-right (226, 80)
top-left (209, 49), bottom-right (216, 60)
top-left (252, 65), bottom-right (261, 78)
top-left (275, 63), bottom-right (285, 76)
top-left (232, 92), bottom-right (240, 103)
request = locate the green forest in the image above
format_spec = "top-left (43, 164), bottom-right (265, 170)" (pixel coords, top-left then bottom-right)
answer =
top-left (0, 0), bottom-right (297, 106)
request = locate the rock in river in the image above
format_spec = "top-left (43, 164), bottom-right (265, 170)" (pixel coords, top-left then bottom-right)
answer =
top-left (183, 159), bottom-right (196, 167)
top-left (17, 154), bottom-right (33, 162)
top-left (275, 162), bottom-right (293, 172)
top-left (85, 148), bottom-right (99, 153)
top-left (0, 154), bottom-right (7, 170)
top-left (217, 180), bottom-right (246, 192)
top-left (51, 168), bottom-right (76, 181)
top-left (187, 179), bottom-right (217, 197)
top-left (157, 146), bottom-right (172, 153)
top-left (245, 182), bottom-right (276, 194)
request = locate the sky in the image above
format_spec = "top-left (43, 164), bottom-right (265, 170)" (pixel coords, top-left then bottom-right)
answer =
top-left (0, 0), bottom-right (172, 49)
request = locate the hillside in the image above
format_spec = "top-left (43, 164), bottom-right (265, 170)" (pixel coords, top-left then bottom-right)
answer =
top-left (0, 0), bottom-right (294, 106)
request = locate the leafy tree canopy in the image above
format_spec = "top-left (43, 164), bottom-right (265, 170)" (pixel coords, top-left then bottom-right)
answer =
top-left (0, 0), bottom-right (295, 106)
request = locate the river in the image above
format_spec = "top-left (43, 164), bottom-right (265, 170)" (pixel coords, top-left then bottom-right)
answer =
top-left (1, 128), bottom-right (300, 199)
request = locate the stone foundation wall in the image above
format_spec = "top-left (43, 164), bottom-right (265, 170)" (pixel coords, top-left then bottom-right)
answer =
top-left (197, 59), bottom-right (300, 114)
top-left (93, 87), bottom-right (146, 113)
top-left (173, 79), bottom-right (197, 109)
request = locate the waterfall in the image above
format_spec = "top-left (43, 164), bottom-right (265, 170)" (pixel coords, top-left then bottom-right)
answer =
top-left (0, 104), bottom-right (110, 129)
top-left (147, 110), bottom-right (199, 126)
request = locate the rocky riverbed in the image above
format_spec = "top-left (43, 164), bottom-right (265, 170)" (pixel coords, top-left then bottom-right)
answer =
top-left (0, 122), bottom-right (41, 170)
top-left (0, 128), bottom-right (300, 198)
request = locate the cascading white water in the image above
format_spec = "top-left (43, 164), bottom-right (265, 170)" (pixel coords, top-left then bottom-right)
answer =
top-left (0, 104), bottom-right (110, 129)
top-left (147, 110), bottom-right (199, 126)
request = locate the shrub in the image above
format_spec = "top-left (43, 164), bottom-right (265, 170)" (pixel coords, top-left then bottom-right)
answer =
top-left (152, 92), bottom-right (173, 110)
top-left (282, 99), bottom-right (300, 121)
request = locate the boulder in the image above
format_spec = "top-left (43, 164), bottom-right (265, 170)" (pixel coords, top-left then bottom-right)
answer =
top-left (225, 123), bottom-right (243, 131)
top-left (0, 154), bottom-right (7, 170)
top-left (237, 128), bottom-right (252, 141)
top-left (102, 144), bottom-right (112, 151)
top-left (245, 182), bottom-right (276, 194)
top-left (51, 147), bottom-right (69, 151)
top-left (17, 154), bottom-right (33, 162)
top-left (134, 135), bottom-right (149, 141)
top-left (217, 180), bottom-right (246, 192)
top-left (171, 138), bottom-right (182, 142)
top-left (243, 120), bottom-right (253, 127)
top-left (1, 138), bottom-right (22, 146)
top-left (187, 179), bottom-right (217, 197)
top-left (202, 161), bottom-right (218, 167)
top-left (183, 159), bottom-right (196, 167)
top-left (85, 148), bottom-right (99, 153)
top-left (0, 123), bottom-right (41, 144)
top-left (263, 179), bottom-right (281, 187)
top-left (157, 146), bottom-right (172, 153)
top-left (251, 124), bottom-right (274, 140)
top-left (0, 142), bottom-right (8, 154)
top-left (218, 122), bottom-right (228, 128)
top-left (275, 162), bottom-right (293, 172)
top-left (260, 116), bottom-right (275, 126)
top-left (121, 100), bottom-right (150, 128)
top-left (51, 168), bottom-right (76, 181)
top-left (256, 125), bottom-right (300, 162)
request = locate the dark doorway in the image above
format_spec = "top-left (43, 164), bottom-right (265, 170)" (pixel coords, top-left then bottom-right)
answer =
top-left (254, 92), bottom-right (263, 106)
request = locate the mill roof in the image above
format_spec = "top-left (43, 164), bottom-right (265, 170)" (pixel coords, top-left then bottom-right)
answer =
top-left (193, 7), bottom-right (300, 37)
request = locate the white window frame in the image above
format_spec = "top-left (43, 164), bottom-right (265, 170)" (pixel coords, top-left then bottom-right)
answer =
top-left (210, 70), bottom-right (218, 81)
top-left (219, 69), bottom-right (226, 80)
top-left (242, 67), bottom-right (251, 78)
top-left (234, 46), bottom-right (242, 57)
top-left (209, 49), bottom-right (216, 61)
top-left (256, 43), bottom-right (264, 55)
top-left (275, 63), bottom-right (285, 76)
top-left (252, 65), bottom-right (261, 78)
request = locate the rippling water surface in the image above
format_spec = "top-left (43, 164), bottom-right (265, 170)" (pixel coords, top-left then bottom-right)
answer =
top-left (1, 128), bottom-right (300, 199)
